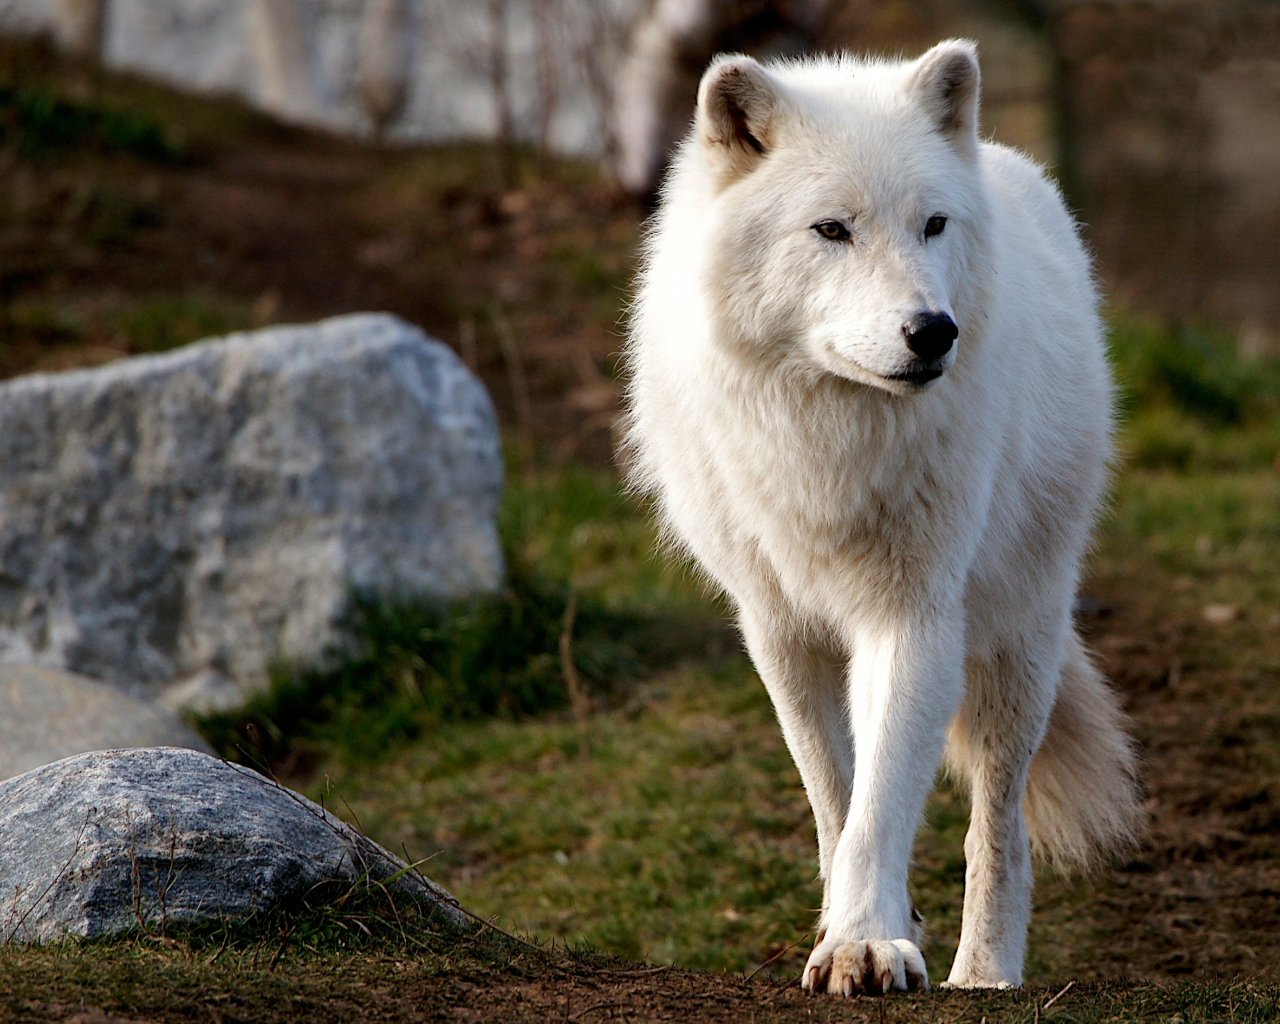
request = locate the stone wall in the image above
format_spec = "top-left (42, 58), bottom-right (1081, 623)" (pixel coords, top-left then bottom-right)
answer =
top-left (0, 0), bottom-right (642, 152)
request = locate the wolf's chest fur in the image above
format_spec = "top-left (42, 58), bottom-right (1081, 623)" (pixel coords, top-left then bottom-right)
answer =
top-left (659, 354), bottom-right (973, 621)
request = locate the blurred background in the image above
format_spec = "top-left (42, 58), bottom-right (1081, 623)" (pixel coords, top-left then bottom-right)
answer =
top-left (3, 0), bottom-right (1280, 429)
top-left (2, 0), bottom-right (1280, 989)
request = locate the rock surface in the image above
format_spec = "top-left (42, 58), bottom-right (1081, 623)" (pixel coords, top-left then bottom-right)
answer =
top-left (0, 665), bottom-right (210, 781)
top-left (0, 312), bottom-right (503, 706)
top-left (0, 747), bottom-right (468, 943)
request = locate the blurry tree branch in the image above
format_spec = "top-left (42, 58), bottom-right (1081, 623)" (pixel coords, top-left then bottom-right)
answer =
top-left (359, 0), bottom-right (414, 140)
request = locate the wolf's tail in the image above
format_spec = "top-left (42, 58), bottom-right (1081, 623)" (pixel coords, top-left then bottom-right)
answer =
top-left (1022, 633), bottom-right (1145, 871)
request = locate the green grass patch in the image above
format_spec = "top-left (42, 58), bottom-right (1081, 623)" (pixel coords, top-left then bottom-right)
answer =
top-left (0, 35), bottom-right (302, 161)
top-left (1109, 313), bottom-right (1280, 470)
top-left (106, 293), bottom-right (253, 353)
top-left (0, 299), bottom-right (81, 347)
top-left (339, 655), bottom-right (823, 973)
top-left (1103, 470), bottom-right (1280, 590)
top-left (0, 83), bottom-right (178, 162)
top-left (199, 462), bottom-right (727, 772)
top-left (0, 292), bottom-right (254, 375)
top-left (197, 562), bottom-right (649, 769)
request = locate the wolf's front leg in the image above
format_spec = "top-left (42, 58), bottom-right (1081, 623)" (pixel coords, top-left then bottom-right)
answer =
top-left (804, 609), bottom-right (966, 996)
top-left (738, 608), bottom-right (853, 898)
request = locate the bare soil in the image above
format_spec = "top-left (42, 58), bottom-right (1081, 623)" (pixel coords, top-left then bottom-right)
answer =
top-left (1069, 563), bottom-right (1280, 979)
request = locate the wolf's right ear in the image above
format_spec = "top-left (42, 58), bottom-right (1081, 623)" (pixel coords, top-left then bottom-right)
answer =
top-left (696, 56), bottom-right (778, 187)
top-left (908, 40), bottom-right (980, 156)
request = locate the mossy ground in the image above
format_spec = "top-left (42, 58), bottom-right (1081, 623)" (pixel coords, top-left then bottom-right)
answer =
top-left (8, 937), bottom-right (1280, 1024)
top-left (3, 890), bottom-right (1278, 1024)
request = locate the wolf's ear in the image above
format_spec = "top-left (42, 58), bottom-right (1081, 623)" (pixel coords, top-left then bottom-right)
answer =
top-left (908, 40), bottom-right (980, 154)
top-left (696, 55), bottom-right (779, 186)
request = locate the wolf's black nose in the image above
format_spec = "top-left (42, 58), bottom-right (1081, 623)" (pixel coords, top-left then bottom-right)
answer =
top-left (902, 312), bottom-right (957, 362)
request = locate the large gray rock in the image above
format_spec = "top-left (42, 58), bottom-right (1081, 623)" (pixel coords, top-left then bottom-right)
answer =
top-left (0, 312), bottom-right (503, 708)
top-left (0, 747), bottom-right (468, 943)
top-left (0, 665), bottom-right (210, 781)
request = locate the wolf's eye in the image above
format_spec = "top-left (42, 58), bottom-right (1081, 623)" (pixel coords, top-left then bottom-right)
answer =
top-left (812, 220), bottom-right (850, 242)
top-left (924, 215), bottom-right (947, 239)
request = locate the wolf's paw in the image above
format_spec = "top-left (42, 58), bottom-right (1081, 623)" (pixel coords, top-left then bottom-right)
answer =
top-left (803, 936), bottom-right (928, 996)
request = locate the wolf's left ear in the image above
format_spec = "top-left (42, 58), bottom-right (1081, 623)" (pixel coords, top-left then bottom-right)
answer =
top-left (696, 55), bottom-right (779, 187)
top-left (908, 40), bottom-right (980, 155)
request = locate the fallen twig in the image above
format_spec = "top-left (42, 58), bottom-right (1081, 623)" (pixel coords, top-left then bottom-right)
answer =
top-left (568, 1000), bottom-right (627, 1022)
top-left (744, 936), bottom-right (809, 982)
top-left (1043, 980), bottom-right (1076, 1010)
top-left (600, 964), bottom-right (672, 976)
top-left (207, 916), bottom-right (231, 965)
top-left (267, 911), bottom-right (293, 971)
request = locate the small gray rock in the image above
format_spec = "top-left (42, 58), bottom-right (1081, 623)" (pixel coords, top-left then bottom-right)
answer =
top-left (0, 665), bottom-right (210, 782)
top-left (0, 312), bottom-right (503, 706)
top-left (0, 747), bottom-right (468, 942)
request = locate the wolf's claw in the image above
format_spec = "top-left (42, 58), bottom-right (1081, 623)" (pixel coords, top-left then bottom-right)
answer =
top-left (803, 938), bottom-right (928, 996)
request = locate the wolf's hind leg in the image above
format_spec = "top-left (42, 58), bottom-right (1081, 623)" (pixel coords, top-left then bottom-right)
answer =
top-left (738, 607), bottom-right (852, 905)
top-left (944, 641), bottom-right (1058, 988)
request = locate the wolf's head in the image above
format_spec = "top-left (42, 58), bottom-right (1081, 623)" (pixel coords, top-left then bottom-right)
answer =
top-left (684, 41), bottom-right (992, 395)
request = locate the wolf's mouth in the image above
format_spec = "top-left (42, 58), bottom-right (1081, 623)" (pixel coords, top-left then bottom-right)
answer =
top-left (885, 367), bottom-right (945, 385)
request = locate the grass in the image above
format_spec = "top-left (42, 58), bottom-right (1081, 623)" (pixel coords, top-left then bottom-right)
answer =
top-left (0, 36), bottom-right (301, 158)
top-left (0, 343), bottom-right (1273, 1015)
top-left (0, 292), bottom-right (255, 378)
top-left (197, 562), bottom-right (651, 771)
top-left (3, 925), bottom-right (1279, 1023)
top-left (2, 871), bottom-right (1277, 1024)
top-left (1111, 314), bottom-right (1280, 471)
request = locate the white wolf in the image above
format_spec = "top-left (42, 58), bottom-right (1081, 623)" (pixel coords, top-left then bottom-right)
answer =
top-left (622, 41), bottom-right (1142, 994)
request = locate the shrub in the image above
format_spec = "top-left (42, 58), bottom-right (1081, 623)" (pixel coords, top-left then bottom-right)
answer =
top-left (197, 558), bottom-right (649, 770)
top-left (1108, 314), bottom-right (1280, 469)
top-left (1110, 315), bottom-right (1280, 426)
top-left (0, 84), bottom-right (178, 161)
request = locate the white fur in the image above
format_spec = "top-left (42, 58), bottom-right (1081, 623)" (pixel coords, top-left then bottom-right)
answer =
top-left (622, 42), bottom-right (1142, 993)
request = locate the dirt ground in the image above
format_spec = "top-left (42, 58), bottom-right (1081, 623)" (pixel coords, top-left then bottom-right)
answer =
top-left (3, 945), bottom-right (1276, 1024)
top-left (1067, 563), bottom-right (1280, 979)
